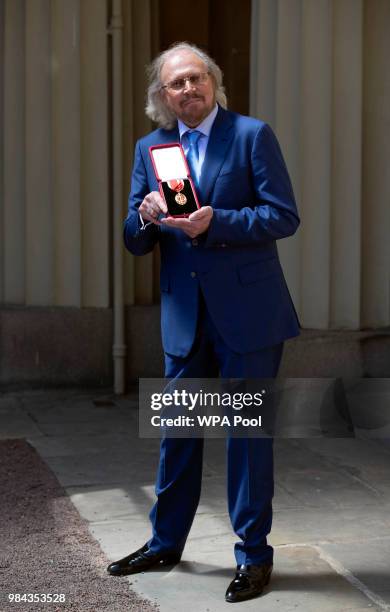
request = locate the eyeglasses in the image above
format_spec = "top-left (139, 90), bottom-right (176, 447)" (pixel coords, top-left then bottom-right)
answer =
top-left (161, 72), bottom-right (210, 92)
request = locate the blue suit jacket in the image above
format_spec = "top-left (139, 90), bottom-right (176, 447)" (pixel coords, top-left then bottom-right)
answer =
top-left (124, 106), bottom-right (300, 357)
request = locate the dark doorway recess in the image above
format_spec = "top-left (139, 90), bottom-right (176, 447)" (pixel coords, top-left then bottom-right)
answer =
top-left (158, 0), bottom-right (251, 116)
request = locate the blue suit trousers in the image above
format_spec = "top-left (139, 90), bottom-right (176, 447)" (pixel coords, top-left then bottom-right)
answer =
top-left (147, 297), bottom-right (283, 565)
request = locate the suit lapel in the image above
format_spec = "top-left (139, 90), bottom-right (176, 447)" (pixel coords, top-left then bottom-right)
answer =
top-left (198, 106), bottom-right (234, 205)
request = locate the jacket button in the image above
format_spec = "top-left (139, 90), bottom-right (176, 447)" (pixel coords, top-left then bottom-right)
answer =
top-left (192, 239), bottom-right (198, 246)
top-left (190, 271), bottom-right (197, 278)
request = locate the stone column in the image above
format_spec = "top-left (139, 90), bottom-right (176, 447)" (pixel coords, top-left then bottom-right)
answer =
top-left (123, 0), bottom-right (136, 306)
top-left (133, 0), bottom-right (155, 305)
top-left (25, 0), bottom-right (53, 305)
top-left (80, 0), bottom-right (109, 307)
top-left (361, 0), bottom-right (390, 327)
top-left (0, 0), bottom-right (4, 301)
top-left (250, 0), bottom-right (277, 127)
top-left (52, 0), bottom-right (81, 306)
top-left (274, 0), bottom-right (302, 308)
top-left (123, 0), bottom-right (155, 306)
top-left (3, 0), bottom-right (25, 304)
top-left (300, 0), bottom-right (332, 328)
top-left (330, 0), bottom-right (362, 328)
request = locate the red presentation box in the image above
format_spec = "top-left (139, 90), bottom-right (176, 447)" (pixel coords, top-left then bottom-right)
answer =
top-left (149, 143), bottom-right (201, 217)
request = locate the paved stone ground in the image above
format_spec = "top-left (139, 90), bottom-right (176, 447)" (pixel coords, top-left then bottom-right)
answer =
top-left (1, 388), bottom-right (390, 612)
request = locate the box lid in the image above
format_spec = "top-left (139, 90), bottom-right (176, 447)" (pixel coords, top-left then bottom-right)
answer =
top-left (149, 143), bottom-right (189, 181)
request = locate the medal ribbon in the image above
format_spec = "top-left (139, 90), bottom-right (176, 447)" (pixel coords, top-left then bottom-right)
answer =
top-left (167, 179), bottom-right (185, 193)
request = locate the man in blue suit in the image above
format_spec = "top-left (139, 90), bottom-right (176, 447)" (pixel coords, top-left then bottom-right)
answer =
top-left (107, 42), bottom-right (300, 603)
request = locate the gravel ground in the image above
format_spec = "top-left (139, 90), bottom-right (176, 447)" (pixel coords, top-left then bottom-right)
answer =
top-left (0, 439), bottom-right (159, 612)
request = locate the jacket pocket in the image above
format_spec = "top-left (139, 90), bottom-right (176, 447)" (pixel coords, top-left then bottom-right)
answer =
top-left (238, 257), bottom-right (281, 285)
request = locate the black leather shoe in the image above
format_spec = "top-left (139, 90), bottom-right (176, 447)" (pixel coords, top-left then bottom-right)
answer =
top-left (225, 563), bottom-right (272, 603)
top-left (107, 543), bottom-right (181, 576)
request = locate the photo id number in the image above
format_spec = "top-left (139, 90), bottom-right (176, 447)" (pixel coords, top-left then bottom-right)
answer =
top-left (8, 593), bottom-right (66, 603)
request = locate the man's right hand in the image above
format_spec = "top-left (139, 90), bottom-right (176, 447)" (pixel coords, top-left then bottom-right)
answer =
top-left (139, 191), bottom-right (167, 225)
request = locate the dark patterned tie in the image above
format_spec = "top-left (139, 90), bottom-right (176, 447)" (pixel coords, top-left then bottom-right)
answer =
top-left (185, 130), bottom-right (202, 188)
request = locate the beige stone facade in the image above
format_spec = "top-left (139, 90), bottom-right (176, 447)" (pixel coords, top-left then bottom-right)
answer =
top-left (1, 0), bottom-right (389, 385)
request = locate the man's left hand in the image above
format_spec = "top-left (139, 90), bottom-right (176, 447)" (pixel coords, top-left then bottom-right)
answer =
top-left (160, 206), bottom-right (213, 238)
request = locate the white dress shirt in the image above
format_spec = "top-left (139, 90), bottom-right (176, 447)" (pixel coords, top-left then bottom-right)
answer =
top-left (178, 103), bottom-right (219, 183)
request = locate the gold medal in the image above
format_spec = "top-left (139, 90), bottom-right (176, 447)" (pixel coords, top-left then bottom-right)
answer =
top-left (175, 192), bottom-right (187, 205)
top-left (167, 178), bottom-right (187, 206)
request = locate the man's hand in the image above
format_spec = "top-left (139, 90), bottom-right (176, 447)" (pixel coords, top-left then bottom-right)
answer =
top-left (161, 206), bottom-right (213, 238)
top-left (139, 191), bottom-right (168, 225)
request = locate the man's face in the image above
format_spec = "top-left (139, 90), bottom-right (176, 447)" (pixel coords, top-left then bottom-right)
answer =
top-left (160, 50), bottom-right (216, 128)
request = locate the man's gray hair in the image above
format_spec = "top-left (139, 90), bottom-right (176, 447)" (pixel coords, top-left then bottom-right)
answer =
top-left (145, 42), bottom-right (228, 129)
